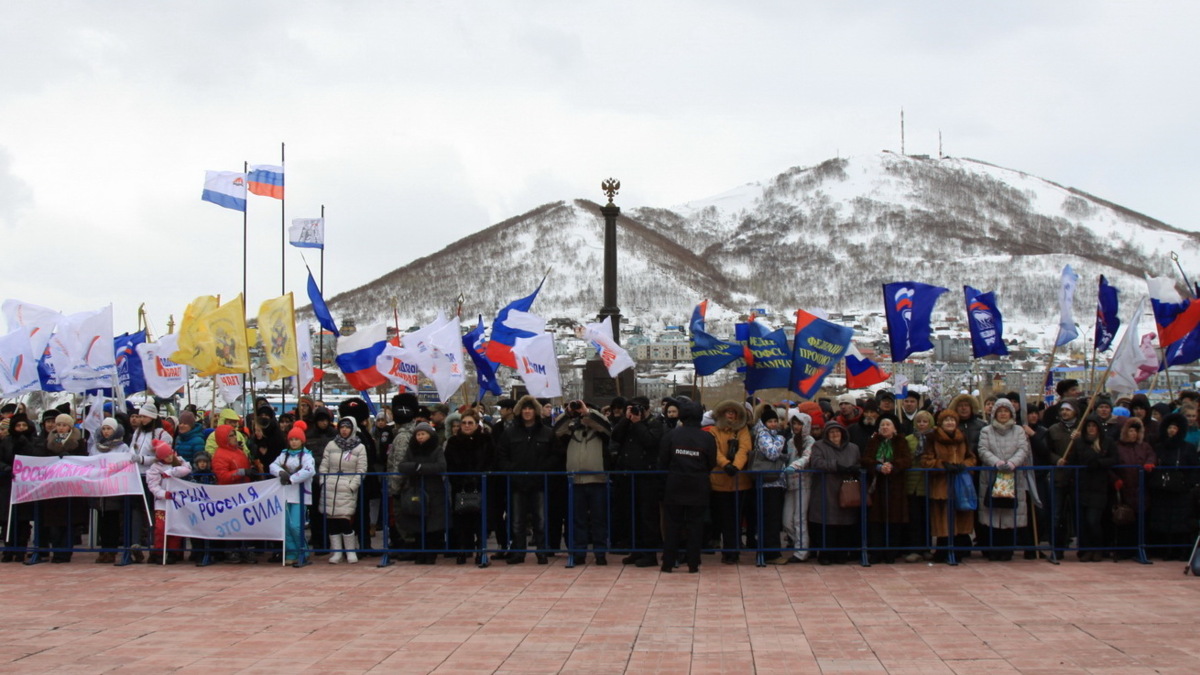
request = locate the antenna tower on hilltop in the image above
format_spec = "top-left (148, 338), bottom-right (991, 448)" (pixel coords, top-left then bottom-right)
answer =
top-left (900, 108), bottom-right (905, 156)
top-left (939, 130), bottom-right (943, 159)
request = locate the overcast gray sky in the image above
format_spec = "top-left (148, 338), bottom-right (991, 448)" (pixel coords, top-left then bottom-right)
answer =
top-left (1, 1), bottom-right (1196, 334)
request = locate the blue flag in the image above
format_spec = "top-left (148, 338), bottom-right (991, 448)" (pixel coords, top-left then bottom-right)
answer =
top-left (306, 271), bottom-right (340, 338)
top-left (738, 318), bottom-right (792, 393)
top-left (1094, 275), bottom-right (1120, 352)
top-left (114, 330), bottom-right (147, 396)
top-left (463, 315), bottom-right (502, 399)
top-left (965, 286), bottom-right (1008, 358)
top-left (789, 310), bottom-right (852, 398)
top-left (883, 281), bottom-right (947, 362)
top-left (689, 301), bottom-right (741, 376)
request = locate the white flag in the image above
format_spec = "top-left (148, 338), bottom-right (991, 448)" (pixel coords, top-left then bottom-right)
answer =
top-left (66, 305), bottom-right (116, 376)
top-left (288, 218), bottom-right (324, 249)
top-left (81, 393), bottom-right (106, 436)
top-left (403, 311), bottom-right (454, 376)
top-left (427, 319), bottom-right (466, 402)
top-left (512, 332), bottom-right (561, 398)
top-left (1107, 296), bottom-right (1148, 395)
top-left (295, 322), bottom-right (315, 394)
top-left (377, 343), bottom-right (420, 391)
top-left (217, 373), bottom-right (243, 404)
top-left (2, 299), bottom-right (62, 357)
top-left (0, 328), bottom-right (40, 395)
top-left (137, 334), bottom-right (189, 397)
top-left (1136, 333), bottom-right (1159, 383)
top-left (42, 306), bottom-right (116, 392)
top-left (583, 316), bottom-right (635, 377)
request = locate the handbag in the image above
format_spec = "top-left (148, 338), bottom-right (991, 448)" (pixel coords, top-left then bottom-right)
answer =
top-left (987, 470), bottom-right (1017, 509)
top-left (953, 471), bottom-right (978, 511)
top-left (1111, 490), bottom-right (1136, 526)
top-left (839, 478), bottom-right (868, 509)
top-left (399, 484), bottom-right (425, 516)
top-left (453, 490), bottom-right (482, 516)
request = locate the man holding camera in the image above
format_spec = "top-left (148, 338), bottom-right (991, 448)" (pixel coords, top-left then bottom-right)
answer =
top-left (554, 400), bottom-right (613, 564)
top-left (610, 396), bottom-right (665, 567)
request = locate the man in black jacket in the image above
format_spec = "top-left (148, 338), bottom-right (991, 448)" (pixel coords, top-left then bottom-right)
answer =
top-left (496, 395), bottom-right (555, 564)
top-left (610, 396), bottom-right (665, 567)
top-left (658, 399), bottom-right (716, 573)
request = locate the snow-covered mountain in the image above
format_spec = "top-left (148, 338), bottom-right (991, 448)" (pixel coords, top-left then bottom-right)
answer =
top-left (310, 152), bottom-right (1200, 334)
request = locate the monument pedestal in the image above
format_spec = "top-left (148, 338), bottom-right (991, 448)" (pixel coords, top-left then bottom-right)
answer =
top-left (582, 359), bottom-right (636, 405)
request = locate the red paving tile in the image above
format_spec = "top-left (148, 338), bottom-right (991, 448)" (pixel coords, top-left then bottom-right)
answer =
top-left (2, 555), bottom-right (1199, 673)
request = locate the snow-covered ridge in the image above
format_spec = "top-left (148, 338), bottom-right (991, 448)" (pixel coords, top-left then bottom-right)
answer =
top-left (310, 152), bottom-right (1200, 336)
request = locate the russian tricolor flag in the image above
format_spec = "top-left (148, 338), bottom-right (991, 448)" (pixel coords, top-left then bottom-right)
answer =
top-left (846, 344), bottom-right (890, 389)
top-left (335, 322), bottom-right (388, 391)
top-left (1147, 275), bottom-right (1200, 367)
top-left (485, 279), bottom-right (544, 369)
top-left (248, 164), bottom-right (285, 199)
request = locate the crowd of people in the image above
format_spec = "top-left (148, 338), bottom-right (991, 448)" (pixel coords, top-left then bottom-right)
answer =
top-left (1, 377), bottom-right (1198, 572)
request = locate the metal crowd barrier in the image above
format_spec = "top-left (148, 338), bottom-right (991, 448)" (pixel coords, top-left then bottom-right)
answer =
top-left (3, 465), bottom-right (1197, 568)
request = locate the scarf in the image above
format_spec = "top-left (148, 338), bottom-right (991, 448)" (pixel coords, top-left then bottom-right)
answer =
top-left (333, 432), bottom-right (358, 452)
top-left (875, 437), bottom-right (894, 463)
top-left (95, 433), bottom-right (124, 453)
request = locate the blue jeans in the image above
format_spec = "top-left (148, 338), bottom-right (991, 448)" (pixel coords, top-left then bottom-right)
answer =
top-left (571, 482), bottom-right (609, 554)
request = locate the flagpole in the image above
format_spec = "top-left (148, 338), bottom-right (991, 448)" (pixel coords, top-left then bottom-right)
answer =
top-left (1062, 297), bottom-right (1144, 461)
top-left (294, 293), bottom-right (301, 421)
top-left (1040, 328), bottom-right (1062, 401)
top-left (242, 161), bottom-right (249, 408)
top-left (1087, 333), bottom-right (1098, 395)
top-left (318, 204), bottom-right (325, 402)
top-left (242, 161), bottom-right (249, 308)
top-left (280, 141), bottom-right (286, 296)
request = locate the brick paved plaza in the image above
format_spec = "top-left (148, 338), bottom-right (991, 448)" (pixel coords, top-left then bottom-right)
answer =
top-left (1, 554), bottom-right (1198, 673)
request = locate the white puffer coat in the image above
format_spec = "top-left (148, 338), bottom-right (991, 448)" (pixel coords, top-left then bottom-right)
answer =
top-left (320, 420), bottom-right (368, 518)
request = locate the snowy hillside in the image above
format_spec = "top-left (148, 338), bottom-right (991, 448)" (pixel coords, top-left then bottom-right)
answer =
top-left (307, 152), bottom-right (1200, 338)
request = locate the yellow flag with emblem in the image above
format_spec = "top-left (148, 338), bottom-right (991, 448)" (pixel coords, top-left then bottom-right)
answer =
top-left (257, 293), bottom-right (298, 380)
top-left (170, 295), bottom-right (220, 373)
top-left (196, 294), bottom-right (250, 376)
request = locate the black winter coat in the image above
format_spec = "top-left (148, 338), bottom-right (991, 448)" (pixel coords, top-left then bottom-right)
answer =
top-left (497, 421), bottom-right (555, 491)
top-left (1149, 421), bottom-right (1199, 534)
top-left (658, 414), bottom-right (716, 507)
top-left (444, 430), bottom-right (493, 492)
top-left (611, 417), bottom-right (664, 472)
top-left (1074, 435), bottom-right (1118, 509)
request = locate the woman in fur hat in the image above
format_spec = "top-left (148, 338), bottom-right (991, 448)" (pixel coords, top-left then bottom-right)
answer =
top-left (708, 400), bottom-right (753, 564)
top-left (920, 411), bottom-right (978, 562)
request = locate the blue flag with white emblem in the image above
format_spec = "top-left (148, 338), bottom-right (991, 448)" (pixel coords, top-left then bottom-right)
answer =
top-left (883, 281), bottom-right (947, 362)
top-left (964, 286), bottom-right (1008, 358)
